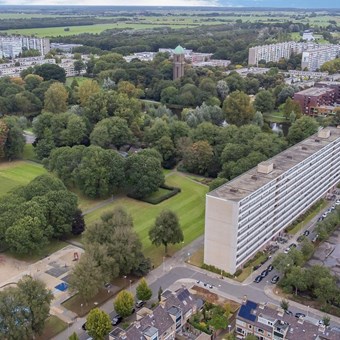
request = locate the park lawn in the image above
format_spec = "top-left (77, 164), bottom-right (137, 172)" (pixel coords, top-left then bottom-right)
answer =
top-left (65, 76), bottom-right (87, 86)
top-left (36, 315), bottom-right (67, 340)
top-left (0, 161), bottom-right (46, 197)
top-left (22, 144), bottom-right (38, 161)
top-left (84, 172), bottom-right (208, 266)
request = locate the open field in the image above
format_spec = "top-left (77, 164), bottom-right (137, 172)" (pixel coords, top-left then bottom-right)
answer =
top-left (65, 76), bottom-right (87, 86)
top-left (85, 172), bottom-right (208, 266)
top-left (0, 160), bottom-right (46, 197)
top-left (1, 11), bottom-right (339, 37)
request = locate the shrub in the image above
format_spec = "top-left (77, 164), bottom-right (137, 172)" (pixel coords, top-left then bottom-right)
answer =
top-left (201, 263), bottom-right (233, 278)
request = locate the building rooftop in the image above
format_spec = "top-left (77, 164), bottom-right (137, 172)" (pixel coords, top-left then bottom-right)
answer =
top-left (295, 87), bottom-right (335, 96)
top-left (209, 127), bottom-right (340, 202)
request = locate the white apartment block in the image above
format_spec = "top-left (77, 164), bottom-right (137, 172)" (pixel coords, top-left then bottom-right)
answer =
top-left (0, 36), bottom-right (50, 58)
top-left (301, 45), bottom-right (340, 71)
top-left (248, 41), bottom-right (340, 70)
top-left (204, 127), bottom-right (340, 274)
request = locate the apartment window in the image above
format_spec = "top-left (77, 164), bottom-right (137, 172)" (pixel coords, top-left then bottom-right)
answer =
top-left (236, 327), bottom-right (245, 334)
top-left (257, 328), bottom-right (264, 334)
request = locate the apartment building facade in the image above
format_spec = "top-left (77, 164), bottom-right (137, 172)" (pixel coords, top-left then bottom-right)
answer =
top-left (204, 127), bottom-right (340, 274)
top-left (293, 87), bottom-right (336, 116)
top-left (0, 36), bottom-right (50, 58)
top-left (248, 41), bottom-right (340, 71)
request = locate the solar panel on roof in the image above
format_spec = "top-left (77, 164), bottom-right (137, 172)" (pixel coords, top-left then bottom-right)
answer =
top-left (177, 289), bottom-right (190, 301)
top-left (238, 301), bottom-right (257, 322)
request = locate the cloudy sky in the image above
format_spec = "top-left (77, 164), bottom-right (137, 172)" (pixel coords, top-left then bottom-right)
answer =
top-left (0, 0), bottom-right (338, 7)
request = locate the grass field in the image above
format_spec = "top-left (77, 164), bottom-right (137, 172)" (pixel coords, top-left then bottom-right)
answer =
top-left (0, 160), bottom-right (46, 197)
top-left (85, 172), bottom-right (208, 266)
top-left (65, 76), bottom-right (87, 86)
top-left (36, 315), bottom-right (67, 340)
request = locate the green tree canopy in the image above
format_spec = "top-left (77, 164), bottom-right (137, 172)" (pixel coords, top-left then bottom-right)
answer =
top-left (114, 290), bottom-right (134, 317)
top-left (149, 209), bottom-right (184, 255)
top-left (136, 278), bottom-right (152, 302)
top-left (86, 308), bottom-right (111, 340)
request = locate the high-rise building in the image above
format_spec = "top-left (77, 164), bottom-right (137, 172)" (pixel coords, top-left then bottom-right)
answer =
top-left (173, 45), bottom-right (185, 80)
top-left (0, 36), bottom-right (50, 58)
top-left (204, 127), bottom-right (340, 274)
top-left (248, 41), bottom-right (340, 71)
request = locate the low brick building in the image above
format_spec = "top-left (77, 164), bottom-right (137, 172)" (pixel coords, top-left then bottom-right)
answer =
top-left (293, 87), bottom-right (336, 116)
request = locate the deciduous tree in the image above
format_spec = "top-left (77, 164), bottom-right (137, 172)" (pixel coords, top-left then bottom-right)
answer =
top-left (86, 308), bottom-right (111, 340)
top-left (114, 290), bottom-right (134, 317)
top-left (149, 209), bottom-right (184, 255)
top-left (136, 278), bottom-right (152, 302)
top-left (44, 82), bottom-right (68, 113)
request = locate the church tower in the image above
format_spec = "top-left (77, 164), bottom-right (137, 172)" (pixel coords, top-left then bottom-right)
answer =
top-left (173, 45), bottom-right (185, 80)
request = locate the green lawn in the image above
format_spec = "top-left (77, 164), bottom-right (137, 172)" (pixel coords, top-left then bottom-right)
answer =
top-left (0, 161), bottom-right (46, 197)
top-left (85, 172), bottom-right (208, 266)
top-left (65, 76), bottom-right (88, 86)
top-left (36, 315), bottom-right (67, 340)
top-left (22, 144), bottom-right (38, 161)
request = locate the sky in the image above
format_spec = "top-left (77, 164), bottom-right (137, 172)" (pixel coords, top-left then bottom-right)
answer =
top-left (0, 0), bottom-right (339, 8)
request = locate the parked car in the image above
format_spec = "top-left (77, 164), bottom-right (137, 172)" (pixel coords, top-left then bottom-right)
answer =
top-left (111, 315), bottom-right (123, 326)
top-left (271, 275), bottom-right (280, 284)
top-left (336, 199), bottom-right (340, 206)
top-left (260, 270), bottom-right (268, 278)
top-left (82, 322), bottom-right (87, 330)
top-left (136, 300), bottom-right (145, 308)
top-left (289, 243), bottom-right (297, 249)
top-left (254, 275), bottom-right (263, 283)
top-left (285, 310), bottom-right (293, 316)
top-left (253, 264), bottom-right (262, 270)
top-left (267, 265), bottom-right (273, 272)
top-left (297, 235), bottom-right (305, 242)
top-left (208, 284), bottom-right (213, 289)
top-left (312, 234), bottom-right (319, 243)
top-left (295, 312), bottom-right (306, 319)
top-left (303, 230), bottom-right (310, 236)
top-left (284, 247), bottom-right (290, 254)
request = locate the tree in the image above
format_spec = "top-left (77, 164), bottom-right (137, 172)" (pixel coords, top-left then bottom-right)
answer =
top-left (182, 140), bottom-right (214, 175)
top-left (114, 290), bottom-right (134, 317)
top-left (34, 64), bottom-right (66, 82)
top-left (71, 209), bottom-right (85, 235)
top-left (75, 146), bottom-right (125, 198)
top-left (69, 254), bottom-right (105, 302)
top-left (16, 276), bottom-right (53, 335)
top-left (282, 97), bottom-right (302, 120)
top-left (0, 276), bottom-right (52, 339)
top-left (254, 90), bottom-right (275, 113)
top-left (245, 335), bottom-right (257, 340)
top-left (86, 308), bottom-right (111, 340)
top-left (0, 119), bottom-right (8, 159)
top-left (208, 313), bottom-right (228, 331)
top-left (285, 266), bottom-right (308, 295)
top-left (69, 332), bottom-right (79, 340)
top-left (280, 299), bottom-right (289, 311)
top-left (272, 253), bottom-right (294, 275)
top-left (301, 239), bottom-right (314, 259)
top-left (287, 116), bottom-right (319, 145)
top-left (253, 111), bottom-right (264, 127)
top-left (125, 153), bottom-right (164, 198)
top-left (322, 316), bottom-right (331, 327)
top-left (158, 286), bottom-right (163, 302)
top-left (314, 277), bottom-right (338, 305)
top-left (90, 117), bottom-right (133, 149)
top-left (223, 90), bottom-right (254, 126)
top-left (44, 82), bottom-right (68, 113)
top-left (209, 178), bottom-right (228, 191)
top-left (78, 79), bottom-right (100, 106)
top-left (74, 60), bottom-right (85, 75)
top-left (136, 278), bottom-right (152, 302)
top-left (61, 114), bottom-right (87, 146)
top-left (216, 80), bottom-right (229, 100)
top-left (2, 116), bottom-right (25, 160)
top-left (149, 209), bottom-right (184, 255)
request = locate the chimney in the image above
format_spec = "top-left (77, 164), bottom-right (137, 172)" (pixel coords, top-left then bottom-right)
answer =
top-left (259, 302), bottom-right (265, 310)
top-left (317, 129), bottom-right (330, 139)
top-left (257, 161), bottom-right (274, 174)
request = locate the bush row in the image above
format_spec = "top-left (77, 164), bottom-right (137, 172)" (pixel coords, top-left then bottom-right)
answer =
top-left (129, 185), bottom-right (181, 205)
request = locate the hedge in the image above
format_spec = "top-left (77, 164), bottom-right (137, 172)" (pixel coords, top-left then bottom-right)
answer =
top-left (128, 184), bottom-right (181, 205)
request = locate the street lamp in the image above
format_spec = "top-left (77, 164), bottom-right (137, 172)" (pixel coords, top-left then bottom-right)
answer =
top-left (228, 324), bottom-right (231, 333)
top-left (129, 279), bottom-right (132, 292)
top-left (163, 256), bottom-right (165, 272)
top-left (307, 305), bottom-right (310, 317)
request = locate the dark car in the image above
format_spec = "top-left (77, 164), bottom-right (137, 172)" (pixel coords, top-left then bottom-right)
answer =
top-left (267, 265), bottom-right (273, 272)
top-left (271, 275), bottom-right (279, 284)
top-left (111, 315), bottom-right (123, 326)
top-left (260, 269), bottom-right (268, 278)
top-left (135, 300), bottom-right (145, 308)
top-left (289, 243), bottom-right (297, 249)
top-left (254, 275), bottom-right (263, 283)
top-left (295, 312), bottom-right (306, 319)
top-left (82, 322), bottom-right (87, 330)
top-left (285, 310), bottom-right (293, 316)
top-left (303, 230), bottom-right (310, 236)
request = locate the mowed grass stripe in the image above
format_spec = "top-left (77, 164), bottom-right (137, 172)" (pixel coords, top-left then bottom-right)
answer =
top-left (84, 173), bottom-right (207, 265)
top-left (0, 161), bottom-right (46, 197)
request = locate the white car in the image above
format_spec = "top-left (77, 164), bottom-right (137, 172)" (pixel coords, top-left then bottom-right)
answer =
top-left (336, 200), bottom-right (340, 206)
